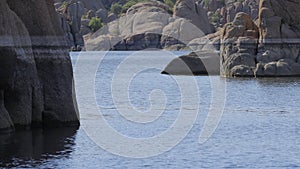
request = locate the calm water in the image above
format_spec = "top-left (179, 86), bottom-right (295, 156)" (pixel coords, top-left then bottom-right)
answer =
top-left (1, 51), bottom-right (300, 168)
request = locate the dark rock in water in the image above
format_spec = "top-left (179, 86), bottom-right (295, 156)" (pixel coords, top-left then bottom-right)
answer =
top-left (0, 0), bottom-right (79, 132)
top-left (162, 51), bottom-right (220, 75)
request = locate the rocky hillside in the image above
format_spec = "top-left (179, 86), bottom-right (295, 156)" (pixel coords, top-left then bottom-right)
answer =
top-left (204, 0), bottom-right (259, 29)
top-left (54, 0), bottom-right (260, 51)
top-left (0, 0), bottom-right (79, 132)
top-left (162, 0), bottom-right (300, 77)
top-left (84, 0), bottom-right (215, 50)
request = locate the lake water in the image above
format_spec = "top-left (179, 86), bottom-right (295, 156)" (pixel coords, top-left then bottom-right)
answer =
top-left (1, 51), bottom-right (300, 168)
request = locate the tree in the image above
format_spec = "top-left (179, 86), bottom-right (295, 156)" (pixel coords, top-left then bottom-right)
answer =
top-left (110, 3), bottom-right (123, 15)
top-left (88, 17), bottom-right (103, 32)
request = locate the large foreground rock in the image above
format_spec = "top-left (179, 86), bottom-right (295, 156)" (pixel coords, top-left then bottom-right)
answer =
top-left (0, 0), bottom-right (79, 132)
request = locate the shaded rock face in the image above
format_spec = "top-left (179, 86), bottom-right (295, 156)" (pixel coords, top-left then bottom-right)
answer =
top-left (0, 0), bottom-right (79, 131)
top-left (56, 1), bottom-right (85, 51)
top-left (162, 51), bottom-right (220, 75)
top-left (174, 0), bottom-right (214, 34)
top-left (220, 1), bottom-right (300, 77)
top-left (54, 0), bottom-right (123, 51)
top-left (113, 33), bottom-right (162, 50)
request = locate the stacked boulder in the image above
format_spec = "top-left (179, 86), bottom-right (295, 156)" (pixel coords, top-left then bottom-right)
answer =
top-left (203, 0), bottom-right (259, 29)
top-left (220, 12), bottom-right (259, 77)
top-left (220, 0), bottom-right (300, 77)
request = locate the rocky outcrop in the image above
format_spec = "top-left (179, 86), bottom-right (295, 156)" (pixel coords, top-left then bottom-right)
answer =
top-left (85, 0), bottom-right (212, 51)
top-left (162, 51), bottom-right (220, 75)
top-left (56, 1), bottom-right (85, 51)
top-left (161, 18), bottom-right (206, 50)
top-left (54, 0), bottom-right (124, 51)
top-left (174, 0), bottom-right (214, 34)
top-left (220, 12), bottom-right (259, 77)
top-left (203, 0), bottom-right (259, 29)
top-left (0, 0), bottom-right (79, 132)
top-left (220, 0), bottom-right (300, 77)
top-left (86, 1), bottom-right (172, 50)
top-left (255, 0), bottom-right (300, 76)
top-left (188, 30), bottom-right (221, 51)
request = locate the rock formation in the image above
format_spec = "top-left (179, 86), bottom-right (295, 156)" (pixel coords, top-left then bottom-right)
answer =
top-left (56, 1), bottom-right (85, 51)
top-left (220, 0), bottom-right (300, 77)
top-left (255, 0), bottom-right (300, 76)
top-left (220, 12), bottom-right (259, 77)
top-left (203, 0), bottom-right (259, 29)
top-left (85, 0), bottom-right (213, 51)
top-left (0, 0), bottom-right (79, 132)
top-left (173, 0), bottom-right (214, 34)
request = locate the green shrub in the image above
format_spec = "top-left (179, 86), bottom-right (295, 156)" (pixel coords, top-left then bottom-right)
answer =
top-left (211, 13), bottom-right (219, 23)
top-left (88, 17), bottom-right (103, 32)
top-left (203, 0), bottom-right (210, 7)
top-left (164, 0), bottom-right (176, 8)
top-left (110, 3), bottom-right (123, 15)
top-left (121, 0), bottom-right (147, 13)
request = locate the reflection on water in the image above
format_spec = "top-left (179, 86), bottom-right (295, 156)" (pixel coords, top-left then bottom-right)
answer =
top-left (257, 77), bottom-right (300, 86)
top-left (0, 127), bottom-right (78, 168)
top-left (1, 52), bottom-right (300, 168)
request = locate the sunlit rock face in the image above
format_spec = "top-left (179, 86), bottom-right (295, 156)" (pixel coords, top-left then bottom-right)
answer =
top-left (0, 0), bottom-right (79, 132)
top-left (220, 0), bottom-right (300, 77)
top-left (255, 0), bottom-right (300, 77)
top-left (220, 12), bottom-right (259, 77)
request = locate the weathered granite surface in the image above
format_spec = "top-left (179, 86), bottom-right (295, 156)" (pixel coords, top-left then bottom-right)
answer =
top-left (0, 0), bottom-right (79, 132)
top-left (220, 0), bottom-right (300, 77)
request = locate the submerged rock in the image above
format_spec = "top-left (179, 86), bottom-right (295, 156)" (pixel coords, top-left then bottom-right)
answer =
top-left (162, 50), bottom-right (220, 75)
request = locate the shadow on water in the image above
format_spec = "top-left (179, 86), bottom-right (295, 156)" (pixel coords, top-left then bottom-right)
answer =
top-left (0, 127), bottom-right (78, 168)
top-left (224, 77), bottom-right (300, 87)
